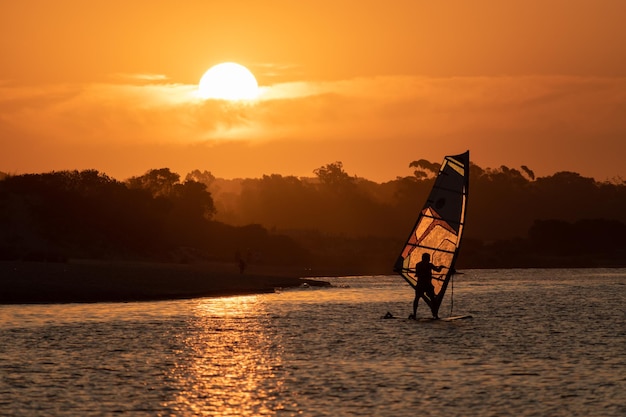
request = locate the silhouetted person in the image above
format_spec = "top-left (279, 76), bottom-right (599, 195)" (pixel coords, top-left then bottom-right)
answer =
top-left (410, 253), bottom-right (443, 319)
top-left (238, 258), bottom-right (247, 274)
top-left (235, 250), bottom-right (247, 274)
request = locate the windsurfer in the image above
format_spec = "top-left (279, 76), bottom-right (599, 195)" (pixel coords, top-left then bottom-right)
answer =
top-left (410, 253), bottom-right (443, 319)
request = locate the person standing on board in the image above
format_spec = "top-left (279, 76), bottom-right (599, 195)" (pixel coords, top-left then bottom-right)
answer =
top-left (410, 253), bottom-right (444, 319)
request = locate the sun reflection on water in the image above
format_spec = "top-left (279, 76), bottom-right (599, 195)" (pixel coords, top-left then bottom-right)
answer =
top-left (164, 295), bottom-right (289, 416)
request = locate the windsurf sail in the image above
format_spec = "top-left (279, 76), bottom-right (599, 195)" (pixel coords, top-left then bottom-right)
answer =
top-left (394, 151), bottom-right (470, 316)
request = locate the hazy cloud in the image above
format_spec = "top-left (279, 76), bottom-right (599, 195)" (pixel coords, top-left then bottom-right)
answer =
top-left (110, 73), bottom-right (170, 83)
top-left (3, 75), bottom-right (625, 144)
top-left (1, 74), bottom-right (625, 180)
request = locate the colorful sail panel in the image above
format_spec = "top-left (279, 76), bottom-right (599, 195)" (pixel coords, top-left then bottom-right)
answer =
top-left (394, 151), bottom-right (469, 316)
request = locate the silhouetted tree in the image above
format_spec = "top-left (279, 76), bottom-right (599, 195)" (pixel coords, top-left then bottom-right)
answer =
top-left (185, 169), bottom-right (216, 187)
top-left (409, 159), bottom-right (440, 179)
top-left (127, 168), bottom-right (180, 197)
top-left (170, 180), bottom-right (216, 221)
top-left (239, 174), bottom-right (318, 230)
top-left (521, 165), bottom-right (535, 181)
top-left (314, 161), bottom-right (355, 188)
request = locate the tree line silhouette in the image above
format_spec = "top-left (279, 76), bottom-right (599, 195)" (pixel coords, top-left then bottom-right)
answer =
top-left (1, 161), bottom-right (625, 273)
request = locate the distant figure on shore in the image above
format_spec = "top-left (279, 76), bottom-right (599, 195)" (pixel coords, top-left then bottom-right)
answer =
top-left (235, 250), bottom-right (247, 274)
top-left (410, 253), bottom-right (443, 319)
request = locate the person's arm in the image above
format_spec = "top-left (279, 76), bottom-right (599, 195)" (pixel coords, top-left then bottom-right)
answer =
top-left (432, 263), bottom-right (444, 272)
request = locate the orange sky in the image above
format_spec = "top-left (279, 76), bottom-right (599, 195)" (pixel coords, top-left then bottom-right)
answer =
top-left (1, 0), bottom-right (626, 182)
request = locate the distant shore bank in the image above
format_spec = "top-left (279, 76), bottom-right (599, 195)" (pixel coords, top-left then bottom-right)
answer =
top-left (0, 260), bottom-right (331, 305)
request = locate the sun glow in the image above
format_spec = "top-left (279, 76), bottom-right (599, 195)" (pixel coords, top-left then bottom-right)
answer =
top-left (198, 62), bottom-right (259, 101)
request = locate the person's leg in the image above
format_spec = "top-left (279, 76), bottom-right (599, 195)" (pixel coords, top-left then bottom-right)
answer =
top-left (427, 288), bottom-right (438, 318)
top-left (422, 290), bottom-right (432, 309)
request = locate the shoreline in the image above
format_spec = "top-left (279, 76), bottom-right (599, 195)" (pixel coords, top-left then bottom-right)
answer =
top-left (0, 260), bottom-right (331, 305)
top-left (5, 259), bottom-right (620, 305)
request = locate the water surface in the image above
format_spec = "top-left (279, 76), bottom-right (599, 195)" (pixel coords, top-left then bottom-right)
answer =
top-left (1, 269), bottom-right (625, 416)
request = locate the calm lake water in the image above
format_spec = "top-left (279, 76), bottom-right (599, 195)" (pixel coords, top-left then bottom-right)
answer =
top-left (1, 269), bottom-right (625, 416)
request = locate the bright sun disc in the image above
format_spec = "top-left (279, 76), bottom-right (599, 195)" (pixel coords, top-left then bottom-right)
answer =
top-left (198, 62), bottom-right (259, 101)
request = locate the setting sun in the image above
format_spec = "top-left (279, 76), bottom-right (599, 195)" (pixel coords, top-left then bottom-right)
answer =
top-left (198, 62), bottom-right (259, 100)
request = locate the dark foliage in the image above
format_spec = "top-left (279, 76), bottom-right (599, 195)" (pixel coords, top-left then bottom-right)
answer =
top-left (0, 169), bottom-right (306, 266)
top-left (1, 161), bottom-right (625, 271)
